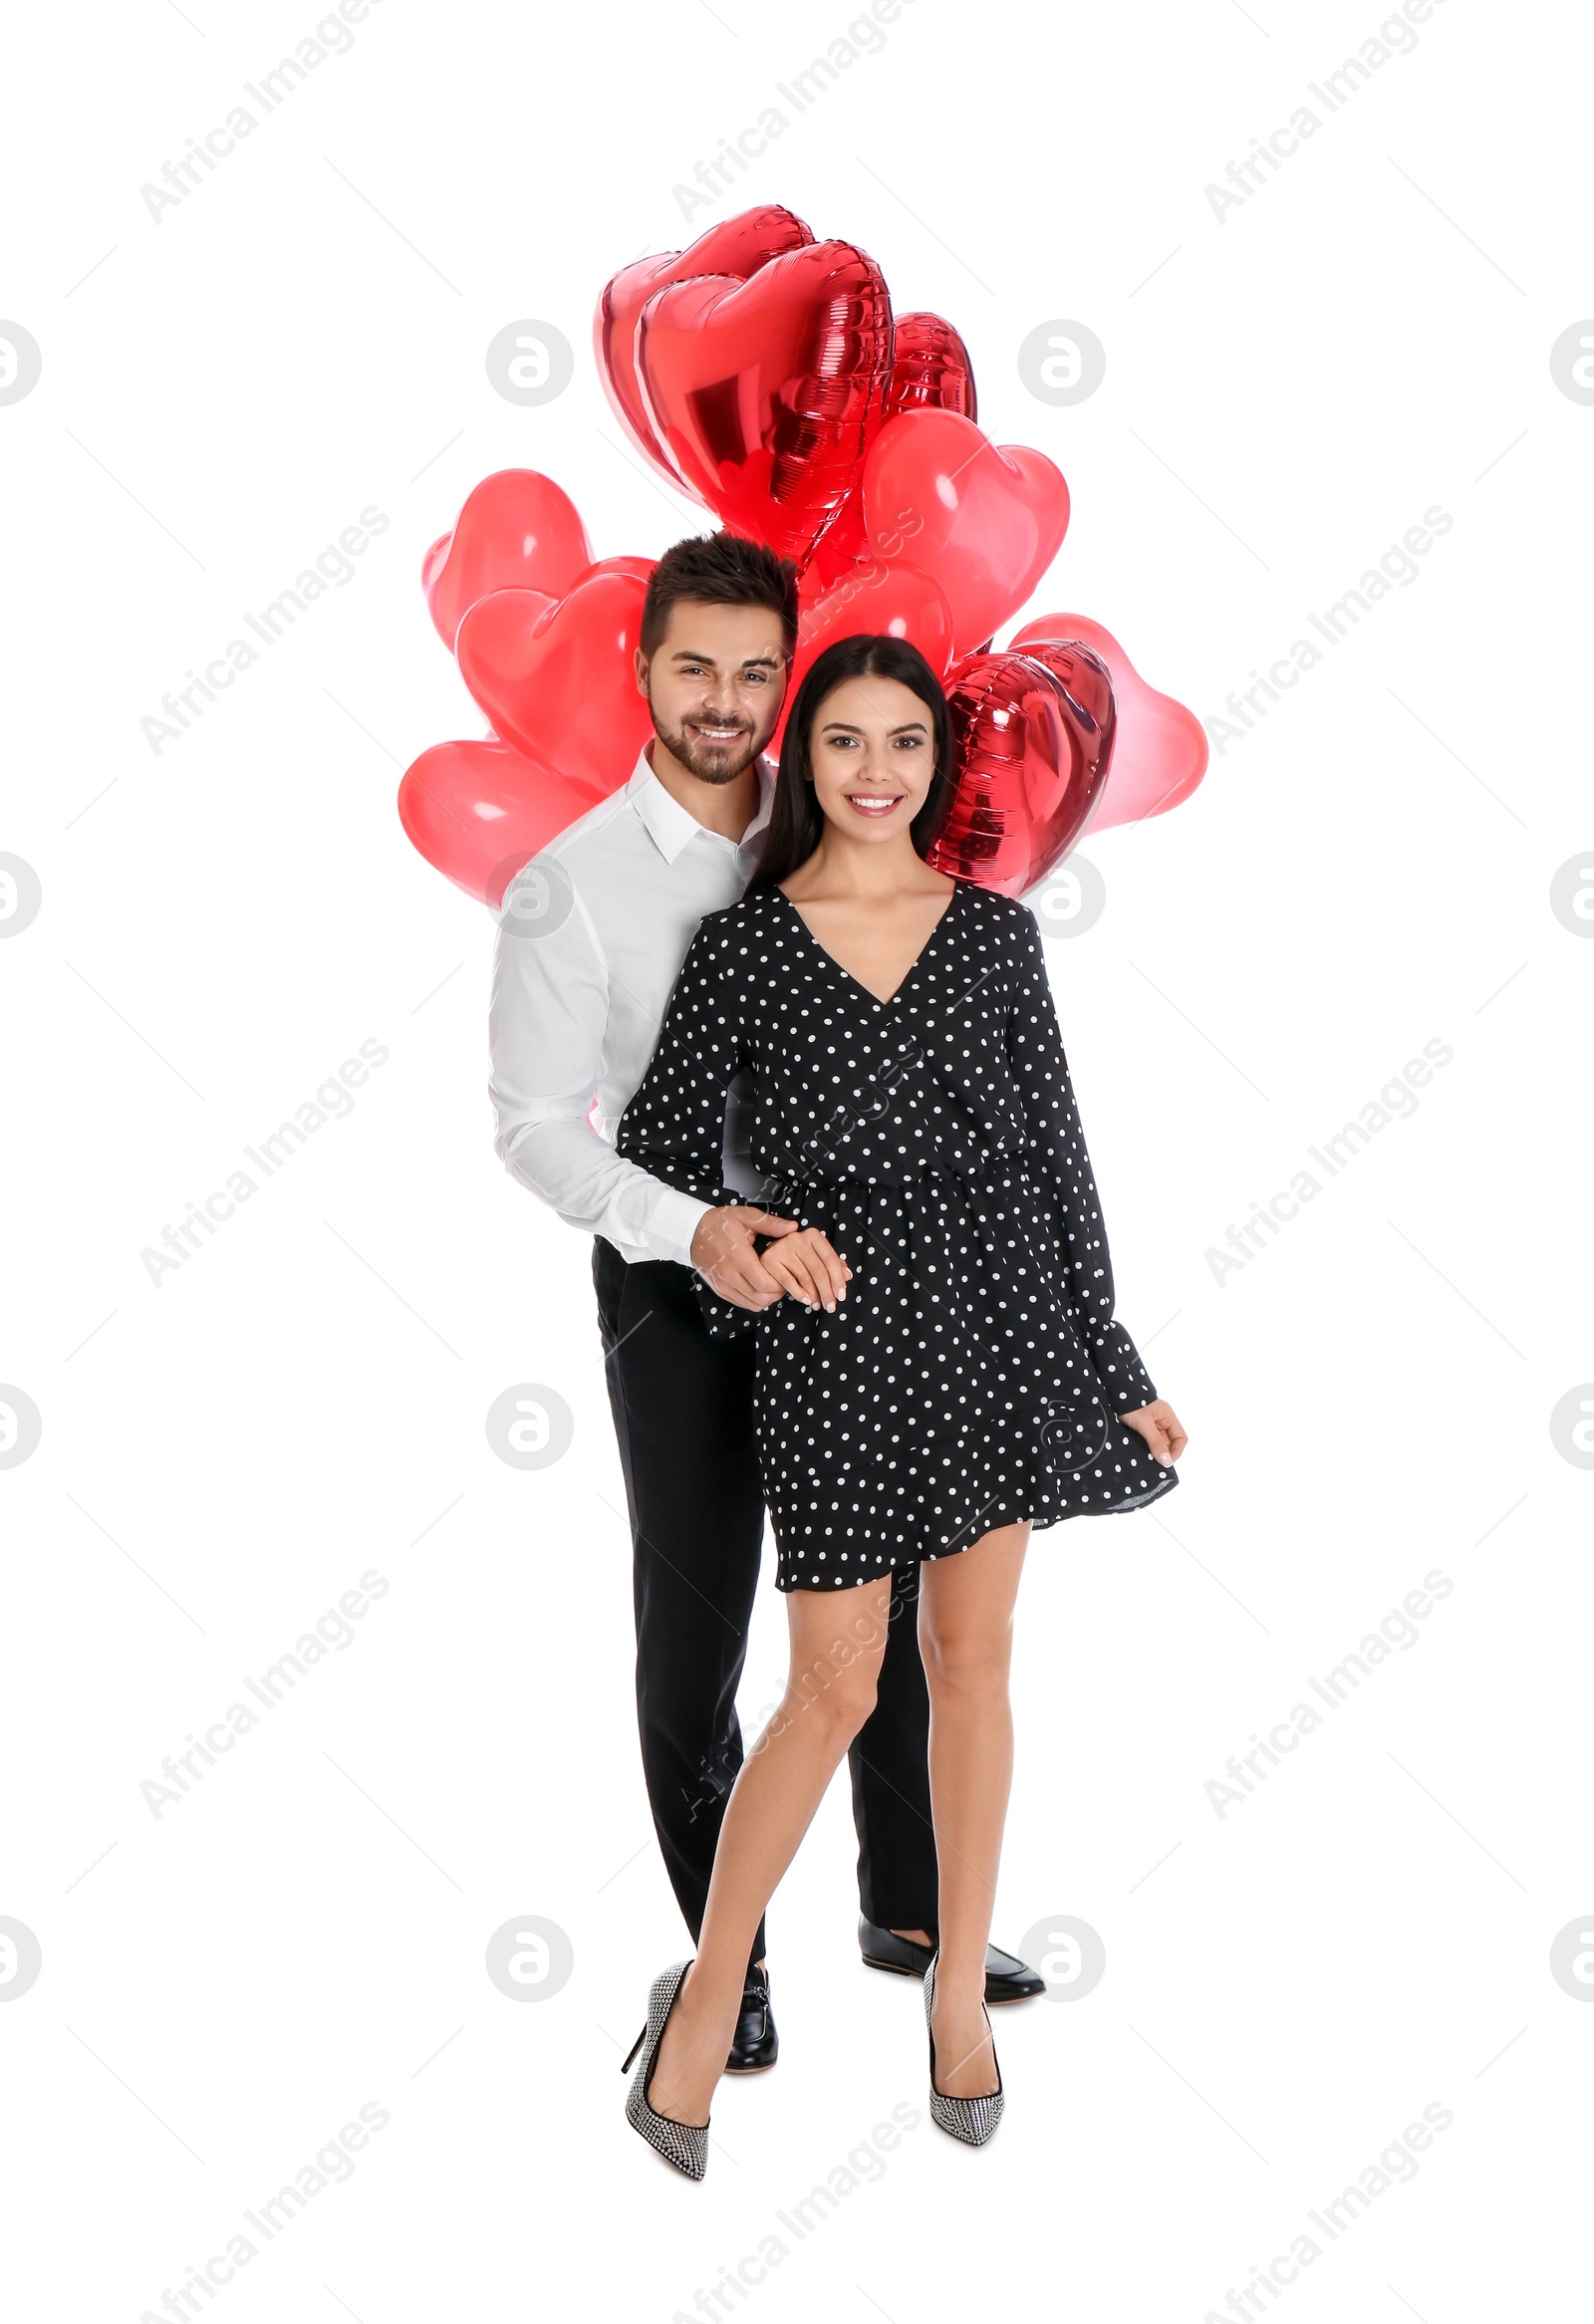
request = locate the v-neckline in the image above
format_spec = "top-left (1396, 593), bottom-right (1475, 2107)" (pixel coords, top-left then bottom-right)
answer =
top-left (776, 881), bottom-right (961, 1009)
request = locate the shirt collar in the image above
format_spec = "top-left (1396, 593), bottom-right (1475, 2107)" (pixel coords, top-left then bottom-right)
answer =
top-left (629, 746), bottom-right (776, 867)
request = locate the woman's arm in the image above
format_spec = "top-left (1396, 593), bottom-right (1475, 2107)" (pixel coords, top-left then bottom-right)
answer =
top-left (1002, 905), bottom-right (1161, 1417)
top-left (616, 917), bottom-right (747, 1208)
top-left (617, 917), bottom-right (814, 1328)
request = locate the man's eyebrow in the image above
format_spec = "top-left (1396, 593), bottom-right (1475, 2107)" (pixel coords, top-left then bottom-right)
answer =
top-left (668, 647), bottom-right (782, 667)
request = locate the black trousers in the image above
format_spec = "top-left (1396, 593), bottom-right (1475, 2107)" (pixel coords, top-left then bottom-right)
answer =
top-left (594, 1238), bottom-right (939, 1962)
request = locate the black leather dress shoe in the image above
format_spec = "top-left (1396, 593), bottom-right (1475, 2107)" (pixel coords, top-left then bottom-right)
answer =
top-left (724, 1966), bottom-right (778, 2072)
top-left (858, 1920), bottom-right (1046, 2003)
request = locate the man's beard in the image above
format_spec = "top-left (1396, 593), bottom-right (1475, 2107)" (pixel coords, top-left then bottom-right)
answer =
top-left (651, 707), bottom-right (762, 786)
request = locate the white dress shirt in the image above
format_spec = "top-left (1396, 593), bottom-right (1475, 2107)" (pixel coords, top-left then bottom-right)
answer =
top-left (488, 747), bottom-right (774, 1266)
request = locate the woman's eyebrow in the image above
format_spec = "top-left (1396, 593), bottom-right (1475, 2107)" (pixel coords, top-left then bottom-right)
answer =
top-left (818, 716), bottom-right (929, 735)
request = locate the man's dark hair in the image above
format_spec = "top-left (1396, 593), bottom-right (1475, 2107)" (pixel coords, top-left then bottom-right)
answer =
top-left (640, 532), bottom-right (799, 658)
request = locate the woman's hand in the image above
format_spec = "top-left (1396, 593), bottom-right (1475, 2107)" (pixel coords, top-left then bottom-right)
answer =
top-left (1124, 1400), bottom-right (1188, 1467)
top-left (760, 1226), bottom-right (851, 1312)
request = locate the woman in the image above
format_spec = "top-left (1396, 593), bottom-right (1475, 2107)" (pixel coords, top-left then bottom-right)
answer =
top-left (613, 635), bottom-right (1188, 2175)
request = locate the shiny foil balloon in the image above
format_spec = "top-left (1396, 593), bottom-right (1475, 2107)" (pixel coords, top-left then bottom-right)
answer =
top-left (926, 647), bottom-right (1115, 896)
top-left (861, 410), bottom-right (1069, 658)
top-left (635, 239), bottom-right (893, 568)
top-left (398, 738), bottom-right (606, 909)
top-left (804, 312), bottom-right (978, 593)
top-left (888, 312), bottom-right (977, 421)
top-left (594, 205), bottom-right (815, 489)
top-left (1009, 614), bottom-right (1206, 832)
top-left (455, 572), bottom-right (654, 798)
top-left (421, 470), bottom-right (592, 651)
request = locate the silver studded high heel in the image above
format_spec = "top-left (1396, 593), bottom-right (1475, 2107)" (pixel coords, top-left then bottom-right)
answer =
top-left (925, 1954), bottom-right (1004, 2147)
top-left (622, 1960), bottom-right (709, 2181)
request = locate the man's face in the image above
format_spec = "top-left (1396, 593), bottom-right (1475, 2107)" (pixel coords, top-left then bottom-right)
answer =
top-left (635, 598), bottom-right (790, 785)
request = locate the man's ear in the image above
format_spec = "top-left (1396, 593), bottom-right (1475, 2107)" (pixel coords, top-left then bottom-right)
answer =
top-left (633, 646), bottom-right (650, 698)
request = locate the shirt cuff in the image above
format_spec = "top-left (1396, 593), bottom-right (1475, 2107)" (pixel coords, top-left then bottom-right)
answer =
top-left (645, 1184), bottom-right (712, 1268)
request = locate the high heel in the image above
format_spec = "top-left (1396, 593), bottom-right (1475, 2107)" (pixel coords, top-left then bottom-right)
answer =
top-left (924, 1954), bottom-right (1004, 2147)
top-left (623, 1960), bottom-right (710, 2181)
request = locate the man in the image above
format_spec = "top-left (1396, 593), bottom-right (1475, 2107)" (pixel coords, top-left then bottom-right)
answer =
top-left (488, 532), bottom-right (1042, 2070)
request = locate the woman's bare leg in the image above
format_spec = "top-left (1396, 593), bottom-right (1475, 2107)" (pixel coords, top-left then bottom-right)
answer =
top-left (918, 1521), bottom-right (1030, 2100)
top-left (645, 1575), bottom-right (893, 2127)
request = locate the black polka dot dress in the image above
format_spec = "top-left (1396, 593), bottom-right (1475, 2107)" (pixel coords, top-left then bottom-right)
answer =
top-left (616, 881), bottom-right (1178, 1592)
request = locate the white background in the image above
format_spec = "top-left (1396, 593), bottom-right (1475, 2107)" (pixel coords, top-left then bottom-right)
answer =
top-left (3, 0), bottom-right (1591, 2317)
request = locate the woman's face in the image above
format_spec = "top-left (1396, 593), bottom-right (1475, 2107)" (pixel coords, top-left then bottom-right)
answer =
top-left (806, 671), bottom-right (938, 846)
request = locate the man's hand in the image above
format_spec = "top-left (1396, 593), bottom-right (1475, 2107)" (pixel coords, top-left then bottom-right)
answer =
top-left (1123, 1400), bottom-right (1188, 1467)
top-left (689, 1205), bottom-right (802, 1311)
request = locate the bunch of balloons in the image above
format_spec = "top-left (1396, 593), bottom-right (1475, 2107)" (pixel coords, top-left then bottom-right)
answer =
top-left (398, 202), bottom-right (1205, 907)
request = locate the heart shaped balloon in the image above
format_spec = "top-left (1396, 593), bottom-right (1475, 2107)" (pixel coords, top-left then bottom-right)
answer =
top-left (1009, 615), bottom-right (1206, 832)
top-left (635, 239), bottom-right (893, 567)
top-left (422, 471), bottom-right (593, 651)
top-left (398, 738), bottom-right (605, 909)
top-left (888, 312), bottom-right (978, 422)
top-left (801, 310), bottom-right (978, 594)
top-left (595, 204), bottom-right (816, 488)
top-left (861, 411), bottom-right (1069, 658)
top-left (580, 554), bottom-right (657, 587)
top-left (925, 646), bottom-right (1114, 896)
top-left (456, 573), bottom-right (654, 799)
top-left (775, 560), bottom-right (955, 754)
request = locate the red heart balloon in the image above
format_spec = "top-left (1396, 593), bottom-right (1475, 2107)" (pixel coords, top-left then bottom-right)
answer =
top-left (398, 738), bottom-right (606, 909)
top-left (774, 560), bottom-right (955, 755)
top-left (1008, 615), bottom-right (1206, 832)
top-left (888, 312), bottom-right (977, 422)
top-left (595, 205), bottom-right (816, 488)
top-left (861, 411), bottom-right (1069, 658)
top-left (805, 313), bottom-right (979, 594)
top-left (635, 240), bottom-right (893, 567)
top-left (423, 471), bottom-right (592, 651)
top-left (579, 554), bottom-right (657, 587)
top-left (455, 573), bottom-right (654, 798)
top-left (925, 646), bottom-right (1114, 897)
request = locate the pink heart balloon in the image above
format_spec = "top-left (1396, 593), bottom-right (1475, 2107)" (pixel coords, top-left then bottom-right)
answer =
top-left (422, 470), bottom-right (592, 651)
top-left (398, 738), bottom-right (605, 909)
top-left (861, 411), bottom-right (1069, 658)
top-left (1008, 615), bottom-right (1206, 831)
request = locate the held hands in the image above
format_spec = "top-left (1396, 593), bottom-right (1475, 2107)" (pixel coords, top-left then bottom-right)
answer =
top-left (689, 1206), bottom-right (851, 1313)
top-left (1123, 1400), bottom-right (1189, 1468)
top-left (759, 1226), bottom-right (850, 1312)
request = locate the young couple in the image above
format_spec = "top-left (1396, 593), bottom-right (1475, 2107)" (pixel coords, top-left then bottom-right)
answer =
top-left (488, 533), bottom-right (1187, 2179)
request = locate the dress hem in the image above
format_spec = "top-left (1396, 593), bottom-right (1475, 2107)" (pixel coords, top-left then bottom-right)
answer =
top-left (772, 1464), bottom-right (1181, 1592)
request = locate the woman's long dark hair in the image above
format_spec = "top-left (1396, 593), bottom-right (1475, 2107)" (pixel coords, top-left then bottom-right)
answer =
top-left (749, 634), bottom-right (957, 892)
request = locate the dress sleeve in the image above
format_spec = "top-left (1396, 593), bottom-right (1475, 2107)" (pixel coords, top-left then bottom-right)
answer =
top-left (615, 917), bottom-right (758, 1338)
top-left (615, 916), bottom-right (745, 1201)
top-left (1002, 904), bottom-right (1159, 1415)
